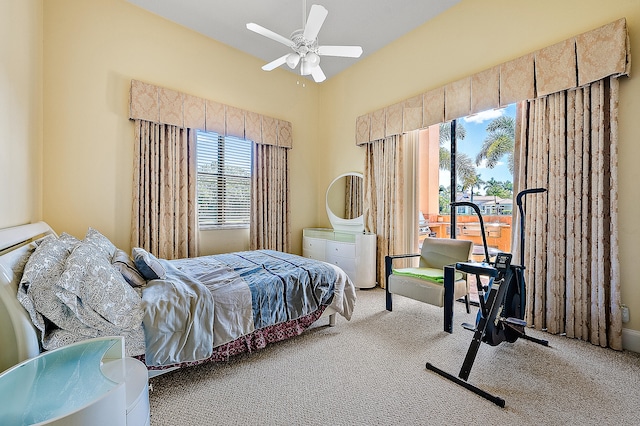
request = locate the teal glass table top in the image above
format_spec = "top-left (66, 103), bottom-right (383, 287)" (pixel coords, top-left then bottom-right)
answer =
top-left (0, 338), bottom-right (121, 425)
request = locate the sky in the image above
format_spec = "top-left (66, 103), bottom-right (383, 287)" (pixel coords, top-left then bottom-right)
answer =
top-left (439, 103), bottom-right (516, 194)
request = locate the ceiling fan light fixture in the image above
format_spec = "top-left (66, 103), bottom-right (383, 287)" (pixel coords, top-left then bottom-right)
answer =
top-left (300, 57), bottom-right (313, 76)
top-left (286, 53), bottom-right (300, 69)
top-left (306, 52), bottom-right (320, 68)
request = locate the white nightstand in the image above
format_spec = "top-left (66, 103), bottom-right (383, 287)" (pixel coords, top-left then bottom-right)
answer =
top-left (0, 336), bottom-right (150, 426)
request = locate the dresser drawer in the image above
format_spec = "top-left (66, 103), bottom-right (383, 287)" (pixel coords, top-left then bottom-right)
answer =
top-left (325, 253), bottom-right (357, 281)
top-left (303, 237), bottom-right (326, 260)
top-left (326, 241), bottom-right (356, 258)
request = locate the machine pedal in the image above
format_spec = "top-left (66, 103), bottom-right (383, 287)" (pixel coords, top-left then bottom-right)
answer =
top-left (504, 317), bottom-right (527, 327)
top-left (461, 322), bottom-right (476, 331)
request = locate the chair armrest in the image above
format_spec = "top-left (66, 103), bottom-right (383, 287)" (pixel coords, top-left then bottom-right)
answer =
top-left (386, 253), bottom-right (421, 260)
top-left (385, 253), bottom-right (421, 287)
top-left (385, 254), bottom-right (421, 311)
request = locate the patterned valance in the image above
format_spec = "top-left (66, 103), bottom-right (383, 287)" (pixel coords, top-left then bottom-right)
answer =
top-left (356, 18), bottom-right (631, 145)
top-left (130, 80), bottom-right (293, 149)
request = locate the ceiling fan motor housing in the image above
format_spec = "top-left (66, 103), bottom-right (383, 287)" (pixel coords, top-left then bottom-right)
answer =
top-left (291, 29), bottom-right (318, 56)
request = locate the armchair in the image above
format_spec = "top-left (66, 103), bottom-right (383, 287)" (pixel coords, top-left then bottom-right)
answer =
top-left (385, 237), bottom-right (473, 333)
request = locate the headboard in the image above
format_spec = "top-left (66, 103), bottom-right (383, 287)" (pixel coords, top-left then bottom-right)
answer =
top-left (0, 222), bottom-right (55, 372)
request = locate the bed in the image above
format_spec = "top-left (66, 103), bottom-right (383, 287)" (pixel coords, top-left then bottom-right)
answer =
top-left (0, 222), bottom-right (356, 377)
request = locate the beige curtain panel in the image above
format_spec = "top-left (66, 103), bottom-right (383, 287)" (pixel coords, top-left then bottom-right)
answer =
top-left (250, 143), bottom-right (290, 252)
top-left (131, 119), bottom-right (198, 260)
top-left (364, 134), bottom-right (413, 286)
top-left (512, 77), bottom-right (622, 350)
top-left (345, 175), bottom-right (363, 219)
top-left (356, 18), bottom-right (630, 144)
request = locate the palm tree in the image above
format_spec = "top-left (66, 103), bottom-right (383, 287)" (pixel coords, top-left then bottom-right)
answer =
top-left (475, 115), bottom-right (515, 173)
top-left (483, 177), bottom-right (502, 196)
top-left (464, 173), bottom-right (486, 203)
top-left (438, 185), bottom-right (451, 214)
top-left (484, 177), bottom-right (513, 199)
top-left (439, 121), bottom-right (476, 184)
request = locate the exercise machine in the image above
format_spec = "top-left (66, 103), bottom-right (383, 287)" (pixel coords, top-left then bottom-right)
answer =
top-left (425, 188), bottom-right (548, 407)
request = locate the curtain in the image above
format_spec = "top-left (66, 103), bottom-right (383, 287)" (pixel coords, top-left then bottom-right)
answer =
top-left (404, 131), bottom-right (420, 254)
top-left (345, 175), bottom-right (363, 219)
top-left (250, 143), bottom-right (290, 252)
top-left (364, 132), bottom-right (417, 286)
top-left (513, 76), bottom-right (622, 350)
top-left (131, 119), bottom-right (198, 259)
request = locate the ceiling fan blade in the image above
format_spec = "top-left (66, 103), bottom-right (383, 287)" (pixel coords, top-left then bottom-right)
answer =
top-left (247, 23), bottom-right (295, 48)
top-left (303, 4), bottom-right (328, 41)
top-left (318, 45), bottom-right (363, 58)
top-left (262, 55), bottom-right (289, 71)
top-left (311, 66), bottom-right (326, 83)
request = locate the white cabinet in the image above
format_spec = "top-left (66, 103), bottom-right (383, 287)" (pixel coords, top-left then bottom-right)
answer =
top-left (303, 228), bottom-right (376, 288)
top-left (0, 337), bottom-right (150, 426)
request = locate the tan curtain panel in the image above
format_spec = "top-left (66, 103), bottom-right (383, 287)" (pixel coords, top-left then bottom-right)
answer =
top-left (345, 175), bottom-right (363, 219)
top-left (131, 119), bottom-right (198, 259)
top-left (512, 77), bottom-right (622, 350)
top-left (130, 80), bottom-right (293, 148)
top-left (250, 143), bottom-right (290, 252)
top-left (363, 135), bottom-right (411, 286)
top-left (356, 18), bottom-right (630, 144)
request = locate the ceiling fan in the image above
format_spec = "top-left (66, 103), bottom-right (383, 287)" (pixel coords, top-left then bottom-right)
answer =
top-left (246, 3), bottom-right (363, 83)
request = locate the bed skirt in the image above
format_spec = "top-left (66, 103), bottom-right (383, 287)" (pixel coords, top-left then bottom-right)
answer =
top-left (137, 305), bottom-right (327, 372)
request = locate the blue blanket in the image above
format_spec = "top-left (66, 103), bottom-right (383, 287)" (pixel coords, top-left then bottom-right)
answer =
top-left (142, 250), bottom-right (339, 366)
top-left (211, 250), bottom-right (336, 329)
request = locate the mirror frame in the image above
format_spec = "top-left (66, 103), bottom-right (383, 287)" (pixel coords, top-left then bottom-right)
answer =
top-left (326, 172), bottom-right (364, 233)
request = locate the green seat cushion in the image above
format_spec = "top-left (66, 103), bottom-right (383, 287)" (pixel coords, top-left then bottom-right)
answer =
top-left (392, 267), bottom-right (463, 284)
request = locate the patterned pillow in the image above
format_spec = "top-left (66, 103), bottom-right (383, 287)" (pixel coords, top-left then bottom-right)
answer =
top-left (84, 227), bottom-right (117, 260)
top-left (132, 247), bottom-right (167, 280)
top-left (59, 232), bottom-right (81, 246)
top-left (112, 249), bottom-right (146, 287)
top-left (56, 241), bottom-right (144, 331)
top-left (17, 235), bottom-right (97, 341)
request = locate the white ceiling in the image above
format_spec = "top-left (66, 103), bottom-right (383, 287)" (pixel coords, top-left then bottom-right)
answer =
top-left (126, 0), bottom-right (461, 82)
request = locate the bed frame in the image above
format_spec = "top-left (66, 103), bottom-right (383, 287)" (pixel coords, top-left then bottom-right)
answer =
top-left (0, 222), bottom-right (339, 374)
top-left (0, 222), bottom-right (55, 372)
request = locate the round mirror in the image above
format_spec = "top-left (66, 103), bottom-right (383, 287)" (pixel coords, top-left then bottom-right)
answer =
top-left (326, 172), bottom-right (364, 232)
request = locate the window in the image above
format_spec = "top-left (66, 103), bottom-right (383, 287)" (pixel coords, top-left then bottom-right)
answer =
top-left (196, 131), bottom-right (252, 229)
top-left (418, 104), bottom-right (516, 254)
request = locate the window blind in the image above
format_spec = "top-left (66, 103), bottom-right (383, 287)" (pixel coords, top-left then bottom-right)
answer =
top-left (196, 131), bottom-right (252, 229)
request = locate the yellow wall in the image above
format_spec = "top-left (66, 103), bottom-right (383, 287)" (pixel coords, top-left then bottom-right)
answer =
top-left (0, 0), bottom-right (43, 229)
top-left (2, 0), bottom-right (639, 337)
top-left (319, 0), bottom-right (640, 333)
top-left (41, 0), bottom-right (321, 255)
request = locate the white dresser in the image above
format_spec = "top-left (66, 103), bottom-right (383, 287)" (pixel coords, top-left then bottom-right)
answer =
top-left (303, 228), bottom-right (376, 288)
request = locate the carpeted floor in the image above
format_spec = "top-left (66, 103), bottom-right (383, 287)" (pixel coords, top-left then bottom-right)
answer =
top-left (148, 288), bottom-right (640, 425)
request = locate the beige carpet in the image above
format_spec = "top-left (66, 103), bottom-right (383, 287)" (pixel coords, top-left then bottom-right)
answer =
top-left (148, 288), bottom-right (640, 425)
